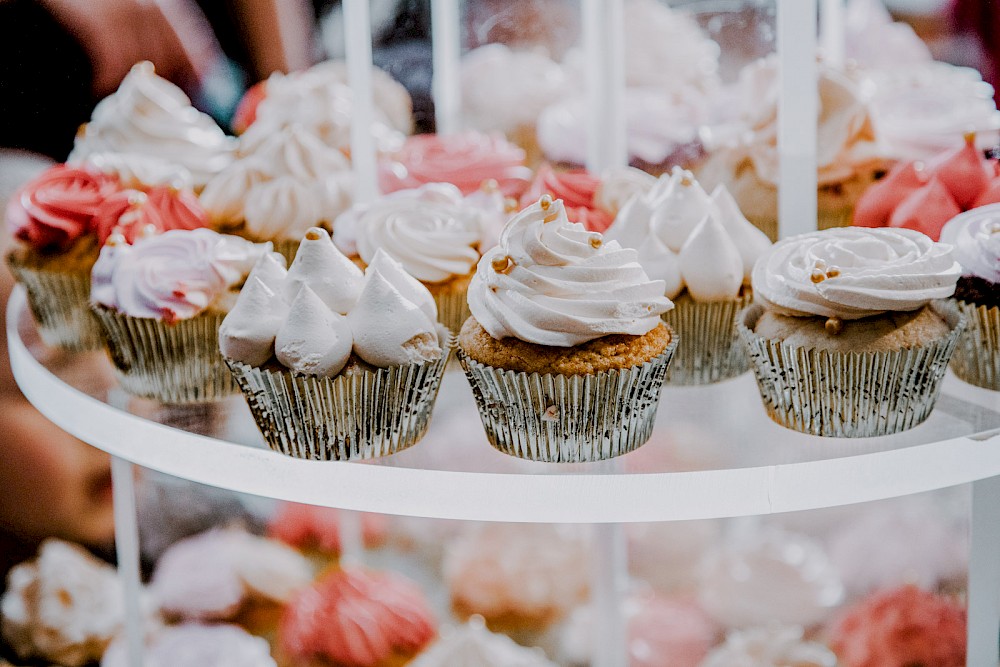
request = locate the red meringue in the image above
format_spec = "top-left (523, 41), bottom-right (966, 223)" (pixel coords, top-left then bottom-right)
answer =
top-left (92, 186), bottom-right (208, 245)
top-left (972, 175), bottom-right (1000, 207)
top-left (853, 161), bottom-right (928, 228)
top-left (267, 503), bottom-right (388, 556)
top-left (232, 80), bottom-right (267, 135)
top-left (887, 175), bottom-right (961, 240)
top-left (520, 164), bottom-right (614, 232)
top-left (928, 134), bottom-right (990, 209)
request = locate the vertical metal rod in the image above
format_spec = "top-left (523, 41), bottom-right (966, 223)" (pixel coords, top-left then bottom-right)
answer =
top-left (968, 477), bottom-right (1000, 664)
top-left (820, 0), bottom-right (845, 68)
top-left (431, 0), bottom-right (462, 135)
top-left (583, 0), bottom-right (627, 174)
top-left (111, 456), bottom-right (144, 667)
top-left (344, 0), bottom-right (379, 204)
top-left (591, 521), bottom-right (628, 667)
top-left (777, 0), bottom-right (818, 238)
top-left (338, 509), bottom-right (364, 566)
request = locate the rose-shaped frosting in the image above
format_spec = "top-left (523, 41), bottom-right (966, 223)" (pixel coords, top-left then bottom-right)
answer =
top-left (91, 228), bottom-right (270, 321)
top-left (379, 132), bottom-right (532, 197)
top-left (6, 165), bottom-right (119, 253)
top-left (520, 165), bottom-right (613, 232)
top-left (278, 567), bottom-right (436, 667)
top-left (829, 585), bottom-right (966, 667)
top-left (939, 204), bottom-right (1000, 283)
top-left (93, 187), bottom-right (208, 245)
top-left (1, 540), bottom-right (127, 666)
top-left (69, 62), bottom-right (236, 186)
top-left (411, 616), bottom-right (557, 667)
top-left (460, 43), bottom-right (570, 134)
top-left (468, 196), bottom-right (673, 346)
top-left (354, 194), bottom-right (483, 283)
top-left (100, 623), bottom-right (277, 667)
top-left (752, 228), bottom-right (961, 319)
top-left (700, 626), bottom-right (837, 667)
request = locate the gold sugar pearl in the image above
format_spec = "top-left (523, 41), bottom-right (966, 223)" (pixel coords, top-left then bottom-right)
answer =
top-left (106, 231), bottom-right (127, 246)
top-left (814, 259), bottom-right (827, 271)
top-left (589, 236), bottom-right (603, 249)
top-left (543, 213), bottom-right (559, 223)
top-left (810, 271), bottom-right (826, 284)
top-left (826, 268), bottom-right (841, 279)
top-left (825, 316), bottom-right (844, 335)
top-left (127, 191), bottom-right (148, 206)
top-left (305, 229), bottom-right (323, 241)
top-left (504, 197), bottom-right (519, 214)
top-left (539, 194), bottom-right (553, 210)
top-left (491, 255), bottom-right (516, 274)
top-left (680, 175), bottom-right (693, 186)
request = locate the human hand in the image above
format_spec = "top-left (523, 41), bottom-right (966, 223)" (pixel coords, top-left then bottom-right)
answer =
top-left (38, 0), bottom-right (219, 97)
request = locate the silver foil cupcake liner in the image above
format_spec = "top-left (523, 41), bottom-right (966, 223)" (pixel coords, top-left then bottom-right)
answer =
top-left (92, 306), bottom-right (237, 404)
top-left (950, 299), bottom-right (1000, 390)
top-left (663, 294), bottom-right (752, 385)
top-left (225, 336), bottom-right (454, 461)
top-left (738, 301), bottom-right (965, 437)
top-left (458, 336), bottom-right (678, 462)
top-left (433, 286), bottom-right (472, 335)
top-left (7, 258), bottom-right (104, 351)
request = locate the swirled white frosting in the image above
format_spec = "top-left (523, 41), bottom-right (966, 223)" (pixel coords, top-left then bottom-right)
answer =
top-left (353, 192), bottom-right (483, 283)
top-left (246, 61), bottom-right (410, 153)
top-left (1, 540), bottom-right (128, 666)
top-left (101, 623), bottom-right (277, 667)
top-left (700, 626), bottom-right (837, 667)
top-left (468, 197), bottom-right (673, 346)
top-left (72, 151), bottom-right (192, 190)
top-left (411, 617), bottom-right (557, 667)
top-left (698, 529), bottom-right (845, 629)
top-left (752, 227), bottom-right (961, 319)
top-left (90, 229), bottom-right (272, 320)
top-left (939, 203), bottom-right (1000, 283)
top-left (460, 44), bottom-right (570, 134)
top-left (69, 62), bottom-right (236, 186)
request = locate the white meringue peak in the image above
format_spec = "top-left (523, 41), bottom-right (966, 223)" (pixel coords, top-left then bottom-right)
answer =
top-left (285, 227), bottom-right (363, 314)
top-left (219, 277), bottom-right (289, 366)
top-left (367, 248), bottom-right (438, 322)
top-left (711, 184), bottom-right (772, 284)
top-left (679, 215), bottom-right (744, 301)
top-left (275, 286), bottom-right (353, 377)
top-left (650, 167), bottom-right (715, 253)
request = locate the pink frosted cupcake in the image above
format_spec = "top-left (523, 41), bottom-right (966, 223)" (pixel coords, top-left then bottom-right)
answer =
top-left (828, 585), bottom-right (966, 667)
top-left (277, 567), bottom-right (436, 667)
top-left (267, 502), bottom-right (389, 564)
top-left (519, 164), bottom-right (616, 233)
top-left (379, 131), bottom-right (532, 198)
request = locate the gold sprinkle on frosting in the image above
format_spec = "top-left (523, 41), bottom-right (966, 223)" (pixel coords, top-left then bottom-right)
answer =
top-left (543, 212), bottom-right (559, 223)
top-left (491, 255), bottom-right (516, 274)
top-left (826, 268), bottom-right (841, 278)
top-left (504, 197), bottom-right (519, 214)
top-left (810, 271), bottom-right (826, 284)
top-left (305, 229), bottom-right (322, 241)
top-left (539, 194), bottom-right (553, 210)
top-left (589, 236), bottom-right (603, 249)
top-left (825, 316), bottom-right (844, 335)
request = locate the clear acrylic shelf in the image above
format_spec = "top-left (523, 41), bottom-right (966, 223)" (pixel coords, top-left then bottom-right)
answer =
top-left (10, 286), bottom-right (1000, 523)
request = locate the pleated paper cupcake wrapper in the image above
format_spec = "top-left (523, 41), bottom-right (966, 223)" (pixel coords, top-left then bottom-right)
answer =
top-left (949, 299), bottom-right (1000, 390)
top-left (92, 307), bottom-right (237, 404)
top-left (225, 337), bottom-right (454, 461)
top-left (458, 336), bottom-right (678, 462)
top-left (738, 301), bottom-right (965, 437)
top-left (662, 294), bottom-right (752, 385)
top-left (7, 259), bottom-right (104, 351)
top-left (433, 287), bottom-right (472, 335)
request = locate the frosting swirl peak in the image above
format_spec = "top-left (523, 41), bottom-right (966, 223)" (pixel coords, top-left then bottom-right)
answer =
top-left (940, 205), bottom-right (1000, 283)
top-left (468, 197), bottom-right (673, 346)
top-left (752, 228), bottom-right (960, 319)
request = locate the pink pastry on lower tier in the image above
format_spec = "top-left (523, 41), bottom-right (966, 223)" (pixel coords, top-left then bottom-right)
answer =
top-left (267, 503), bottom-right (389, 563)
top-left (853, 133), bottom-right (1000, 240)
top-left (379, 131), bottom-right (532, 198)
top-left (277, 567), bottom-right (437, 667)
top-left (827, 585), bottom-right (966, 667)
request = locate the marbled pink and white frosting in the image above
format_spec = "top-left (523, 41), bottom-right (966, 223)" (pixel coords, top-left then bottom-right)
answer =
top-left (90, 228), bottom-right (272, 321)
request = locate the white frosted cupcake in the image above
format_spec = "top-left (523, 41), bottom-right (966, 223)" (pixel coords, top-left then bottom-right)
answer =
top-left (101, 623), bottom-right (277, 667)
top-left (411, 616), bottom-right (557, 667)
top-left (220, 227), bottom-right (452, 460)
top-left (941, 205), bottom-right (1000, 389)
top-left (699, 625), bottom-right (837, 667)
top-left (605, 168), bottom-right (771, 384)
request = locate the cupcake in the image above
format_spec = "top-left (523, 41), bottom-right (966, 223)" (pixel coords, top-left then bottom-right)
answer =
top-left (101, 623), bottom-right (277, 667)
top-left (460, 44), bottom-right (570, 167)
top-left (5, 164), bottom-right (209, 351)
top-left (5, 164), bottom-right (119, 350)
top-left (828, 585), bottom-right (966, 667)
top-left (853, 134), bottom-right (997, 240)
top-left (200, 124), bottom-right (355, 262)
top-left (73, 151), bottom-right (194, 191)
top-left (150, 528), bottom-right (313, 638)
top-left (699, 625), bottom-right (837, 667)
top-left (68, 61), bottom-right (236, 189)
top-left (411, 616), bottom-right (557, 667)
top-left (697, 528), bottom-right (844, 630)
top-left (90, 228), bottom-right (273, 403)
top-left (233, 60), bottom-right (412, 154)
top-left (698, 57), bottom-right (891, 239)
top-left (379, 131), bottom-right (532, 199)
top-left (939, 205), bottom-right (1000, 389)
top-left (267, 502), bottom-right (389, 565)
top-left (220, 228), bottom-right (451, 460)
top-left (560, 592), bottom-right (718, 667)
top-left (605, 169), bottom-right (772, 384)
top-left (1, 540), bottom-right (135, 666)
top-left (444, 523), bottom-right (589, 645)
top-left (459, 195), bottom-right (677, 462)
top-left (277, 566), bottom-right (436, 667)
top-left (333, 183), bottom-right (504, 333)
top-left (739, 227), bottom-right (964, 436)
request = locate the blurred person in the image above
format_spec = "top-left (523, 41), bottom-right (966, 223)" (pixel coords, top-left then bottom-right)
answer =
top-left (0, 0), bottom-right (315, 160)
